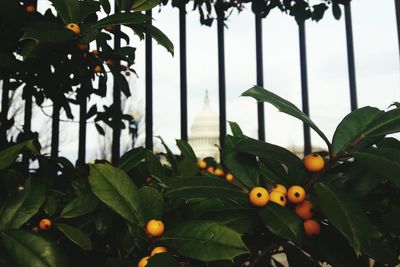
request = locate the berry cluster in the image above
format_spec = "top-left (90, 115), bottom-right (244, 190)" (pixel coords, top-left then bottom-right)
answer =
top-left (139, 219), bottom-right (168, 267)
top-left (197, 159), bottom-right (235, 182)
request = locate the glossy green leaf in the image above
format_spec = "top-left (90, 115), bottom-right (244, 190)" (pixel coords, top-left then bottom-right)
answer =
top-left (56, 223), bottom-right (92, 251)
top-left (362, 237), bottom-right (399, 266)
top-left (315, 182), bottom-right (380, 254)
top-left (354, 148), bottom-right (400, 188)
top-left (363, 108), bottom-right (400, 138)
top-left (176, 140), bottom-right (197, 163)
top-left (162, 221), bottom-right (249, 262)
top-left (117, 147), bottom-right (146, 172)
top-left (138, 186), bottom-right (164, 221)
top-left (43, 194), bottom-right (57, 217)
top-left (21, 22), bottom-right (76, 43)
top-left (223, 135), bottom-right (258, 188)
top-left (88, 164), bottom-right (143, 225)
top-left (332, 106), bottom-right (382, 155)
top-left (0, 140), bottom-right (38, 170)
top-left (376, 137), bottom-right (400, 150)
top-left (145, 151), bottom-right (166, 178)
top-left (259, 203), bottom-right (304, 243)
top-left (132, 24), bottom-right (174, 55)
top-left (259, 158), bottom-right (290, 186)
top-left (132, 0), bottom-right (161, 11)
top-left (99, 0), bottom-right (111, 14)
top-left (228, 121), bottom-right (244, 136)
top-left (60, 194), bottom-right (99, 219)
top-left (0, 178), bottom-right (45, 230)
top-left (165, 176), bottom-right (247, 200)
top-left (147, 253), bottom-right (179, 267)
top-left (285, 243), bottom-right (320, 267)
top-left (157, 136), bottom-right (179, 175)
top-left (89, 12), bottom-right (149, 31)
top-left (332, 3), bottom-right (342, 20)
top-left (50, 0), bottom-right (100, 24)
top-left (0, 230), bottom-right (67, 267)
top-left (242, 86), bottom-right (330, 147)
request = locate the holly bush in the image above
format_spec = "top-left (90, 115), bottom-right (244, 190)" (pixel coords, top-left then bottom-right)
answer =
top-left (0, 86), bottom-right (399, 267)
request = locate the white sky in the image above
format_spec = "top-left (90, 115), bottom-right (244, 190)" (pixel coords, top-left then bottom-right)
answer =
top-left (22, 0), bottom-right (400, 161)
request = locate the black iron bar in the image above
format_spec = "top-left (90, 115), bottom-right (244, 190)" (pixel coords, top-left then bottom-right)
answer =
top-left (255, 12), bottom-right (265, 141)
top-left (77, 87), bottom-right (87, 165)
top-left (216, 0), bottom-right (226, 147)
top-left (51, 103), bottom-right (60, 158)
top-left (395, 0), bottom-right (400, 60)
top-left (179, 3), bottom-right (188, 141)
top-left (0, 78), bottom-right (9, 148)
top-left (145, 10), bottom-right (153, 151)
top-left (112, 3), bottom-right (121, 163)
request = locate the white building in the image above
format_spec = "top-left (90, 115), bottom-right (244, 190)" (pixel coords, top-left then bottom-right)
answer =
top-left (189, 91), bottom-right (220, 162)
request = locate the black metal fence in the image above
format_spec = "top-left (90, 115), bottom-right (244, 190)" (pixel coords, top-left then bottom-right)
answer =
top-left (1, 0), bottom-right (400, 164)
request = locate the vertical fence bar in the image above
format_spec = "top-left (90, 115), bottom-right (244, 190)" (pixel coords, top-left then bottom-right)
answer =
top-left (216, 0), bottom-right (226, 147)
top-left (0, 78), bottom-right (9, 148)
top-left (255, 11), bottom-right (265, 141)
top-left (112, 25), bottom-right (121, 164)
top-left (344, 3), bottom-right (358, 111)
top-left (179, 3), bottom-right (188, 141)
top-left (145, 10), bottom-right (153, 151)
top-left (51, 104), bottom-right (60, 158)
top-left (395, 0), bottom-right (400, 57)
top-left (77, 88), bottom-right (87, 165)
top-left (298, 21), bottom-right (311, 155)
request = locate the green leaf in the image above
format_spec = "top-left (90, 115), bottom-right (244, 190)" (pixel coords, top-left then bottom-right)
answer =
top-left (88, 164), bottom-right (144, 225)
top-left (117, 147), bottom-right (146, 172)
top-left (138, 186), bottom-right (164, 221)
top-left (0, 230), bottom-right (67, 267)
top-left (177, 158), bottom-right (198, 177)
top-left (145, 151), bottom-right (166, 178)
top-left (0, 140), bottom-right (38, 170)
top-left (242, 86), bottom-right (330, 148)
top-left (364, 108), bottom-right (400, 138)
top-left (0, 178), bottom-right (45, 230)
top-left (259, 203), bottom-right (304, 243)
top-left (285, 243), bottom-right (320, 267)
top-left (176, 140), bottom-right (197, 163)
top-left (147, 253), bottom-right (179, 267)
top-left (131, 24), bottom-right (174, 55)
top-left (43, 194), bottom-right (57, 217)
top-left (315, 182), bottom-right (380, 254)
top-left (362, 237), bottom-right (399, 266)
top-left (228, 121), bottom-right (243, 136)
top-left (157, 136), bottom-right (179, 175)
top-left (21, 22), bottom-right (76, 43)
top-left (376, 137), bottom-right (400, 150)
top-left (99, 0), bottom-right (111, 14)
top-left (259, 158), bottom-right (290, 186)
top-left (60, 194), bottom-right (99, 219)
top-left (50, 0), bottom-right (100, 24)
top-left (56, 223), bottom-right (92, 251)
top-left (89, 12), bottom-right (149, 31)
top-left (162, 221), bottom-right (249, 262)
top-left (332, 3), bottom-right (342, 20)
top-left (332, 106), bottom-right (383, 155)
top-left (223, 135), bottom-right (259, 188)
top-left (354, 148), bottom-right (400, 188)
top-left (165, 176), bottom-right (247, 200)
top-left (132, 0), bottom-right (161, 11)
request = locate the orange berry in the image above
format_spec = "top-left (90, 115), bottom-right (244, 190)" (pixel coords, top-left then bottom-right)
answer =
top-left (269, 191), bottom-right (287, 207)
top-left (66, 23), bottom-right (80, 35)
top-left (249, 187), bottom-right (269, 207)
top-left (26, 5), bottom-right (35, 13)
top-left (146, 219), bottom-right (165, 237)
top-left (304, 219), bottom-right (320, 236)
top-left (225, 173), bottom-right (234, 182)
top-left (150, 246), bottom-right (167, 256)
top-left (105, 25), bottom-right (113, 32)
top-left (94, 65), bottom-right (102, 73)
top-left (304, 153), bottom-right (325, 172)
top-left (39, 219), bottom-right (51, 230)
top-left (214, 168), bottom-right (224, 177)
top-left (137, 256), bottom-right (149, 267)
top-left (287, 185), bottom-right (306, 204)
top-left (206, 166), bottom-right (214, 173)
top-left (91, 50), bottom-right (100, 58)
top-left (106, 59), bottom-right (113, 66)
top-left (295, 200), bottom-right (314, 220)
top-left (272, 184), bottom-right (287, 195)
top-left (78, 44), bottom-right (87, 51)
top-left (198, 160), bottom-right (207, 169)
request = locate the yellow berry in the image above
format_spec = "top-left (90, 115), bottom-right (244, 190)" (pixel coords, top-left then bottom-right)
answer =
top-left (287, 185), bottom-right (306, 204)
top-left (269, 191), bottom-right (287, 207)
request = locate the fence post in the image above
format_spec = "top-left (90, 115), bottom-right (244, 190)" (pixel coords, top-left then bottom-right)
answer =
top-left (0, 78), bottom-right (10, 148)
top-left (344, 3), bottom-right (358, 111)
top-left (255, 11), bottom-right (265, 141)
top-left (179, 2), bottom-right (188, 141)
top-left (216, 0), bottom-right (226, 147)
top-left (395, 0), bottom-right (400, 59)
top-left (77, 83), bottom-right (87, 165)
top-left (298, 21), bottom-right (311, 155)
top-left (51, 103), bottom-right (60, 158)
top-left (145, 10), bottom-right (153, 151)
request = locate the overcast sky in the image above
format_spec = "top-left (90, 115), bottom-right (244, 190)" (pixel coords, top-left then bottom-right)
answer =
top-left (30, 0), bottom-right (400, 161)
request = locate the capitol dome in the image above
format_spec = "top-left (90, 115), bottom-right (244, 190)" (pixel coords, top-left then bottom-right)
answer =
top-left (189, 91), bottom-right (220, 162)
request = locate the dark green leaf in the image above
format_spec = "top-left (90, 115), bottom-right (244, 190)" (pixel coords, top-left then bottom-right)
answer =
top-left (56, 223), bottom-right (92, 251)
top-left (90, 12), bottom-right (149, 30)
top-left (162, 221), bottom-right (249, 262)
top-left (242, 86), bottom-right (330, 147)
top-left (117, 147), bottom-right (146, 172)
top-left (0, 140), bottom-right (38, 170)
top-left (259, 158), bottom-right (290, 186)
top-left (259, 203), bottom-right (304, 243)
top-left (0, 230), bottom-right (67, 267)
top-left (132, 24), bottom-right (174, 55)
top-left (285, 243), bottom-right (320, 267)
top-left (157, 136), bottom-right (179, 175)
top-left (165, 176), bottom-right (247, 200)
top-left (315, 182), bottom-right (380, 254)
top-left (138, 186), bottom-right (164, 221)
top-left (21, 22), bottom-right (76, 43)
top-left (132, 0), bottom-right (161, 11)
top-left (50, 0), bottom-right (99, 24)
top-left (332, 106), bottom-right (382, 155)
top-left (99, 0), bottom-right (111, 14)
top-left (147, 252), bottom-right (179, 267)
top-left (43, 194), bottom-right (57, 217)
top-left (364, 108), bottom-right (400, 138)
top-left (228, 121), bottom-right (243, 136)
top-left (362, 237), bottom-right (399, 266)
top-left (88, 164), bottom-right (144, 225)
top-left (176, 140), bottom-right (197, 163)
top-left (145, 151), bottom-right (166, 178)
top-left (60, 194), bottom-right (99, 219)
top-left (0, 178), bottom-right (45, 230)
top-left (376, 137), bottom-right (400, 150)
top-left (354, 148), bottom-right (400, 188)
top-left (332, 3), bottom-right (342, 20)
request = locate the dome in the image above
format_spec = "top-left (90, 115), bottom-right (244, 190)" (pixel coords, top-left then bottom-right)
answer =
top-left (189, 91), bottom-right (220, 161)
